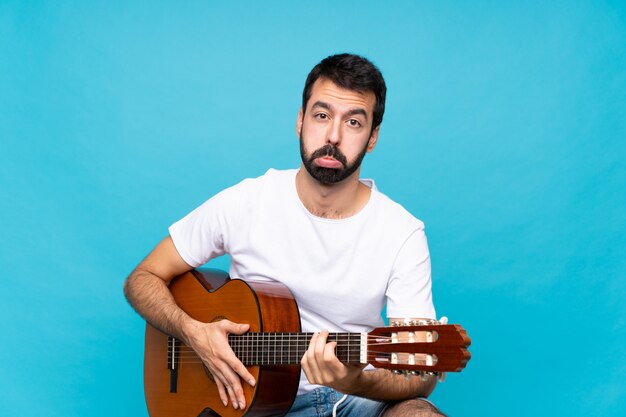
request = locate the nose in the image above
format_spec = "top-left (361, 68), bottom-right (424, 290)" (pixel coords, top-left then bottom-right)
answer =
top-left (326, 119), bottom-right (342, 145)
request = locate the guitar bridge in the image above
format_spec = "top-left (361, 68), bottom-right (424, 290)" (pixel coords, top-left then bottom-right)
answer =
top-left (168, 336), bottom-right (179, 393)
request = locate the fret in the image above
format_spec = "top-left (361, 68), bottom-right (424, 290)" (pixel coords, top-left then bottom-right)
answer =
top-left (229, 332), bottom-right (362, 366)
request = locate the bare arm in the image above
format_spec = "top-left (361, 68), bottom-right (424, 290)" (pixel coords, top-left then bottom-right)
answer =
top-left (300, 317), bottom-right (438, 400)
top-left (123, 237), bottom-right (255, 410)
top-left (123, 236), bottom-right (194, 339)
top-left (343, 365), bottom-right (436, 401)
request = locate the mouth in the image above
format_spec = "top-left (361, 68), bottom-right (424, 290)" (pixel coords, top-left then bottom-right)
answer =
top-left (314, 156), bottom-right (343, 169)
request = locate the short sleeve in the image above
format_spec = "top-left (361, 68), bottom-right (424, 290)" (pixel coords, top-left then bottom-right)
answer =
top-left (385, 228), bottom-right (436, 320)
top-left (168, 181), bottom-right (247, 267)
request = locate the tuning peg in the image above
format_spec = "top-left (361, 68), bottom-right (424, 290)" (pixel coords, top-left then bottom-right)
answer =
top-left (391, 320), bottom-right (401, 327)
top-left (392, 370), bottom-right (402, 375)
top-left (421, 371), bottom-right (436, 381)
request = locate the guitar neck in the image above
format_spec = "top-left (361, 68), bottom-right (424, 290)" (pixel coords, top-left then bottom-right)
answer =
top-left (228, 332), bottom-right (364, 365)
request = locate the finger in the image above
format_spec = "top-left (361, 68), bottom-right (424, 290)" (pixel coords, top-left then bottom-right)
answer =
top-left (209, 365), bottom-right (235, 408)
top-left (224, 381), bottom-right (238, 409)
top-left (207, 354), bottom-right (243, 409)
top-left (214, 377), bottom-right (229, 407)
top-left (220, 372), bottom-right (241, 409)
top-left (222, 349), bottom-right (256, 387)
top-left (303, 332), bottom-right (323, 384)
top-left (221, 320), bottom-right (250, 335)
top-left (316, 330), bottom-right (338, 371)
top-left (300, 354), bottom-right (314, 384)
top-left (314, 330), bottom-right (329, 356)
top-left (216, 361), bottom-right (246, 410)
top-left (312, 331), bottom-right (338, 383)
top-left (214, 321), bottom-right (256, 386)
top-left (323, 341), bottom-right (350, 382)
top-left (320, 341), bottom-right (339, 383)
top-left (323, 341), bottom-right (338, 363)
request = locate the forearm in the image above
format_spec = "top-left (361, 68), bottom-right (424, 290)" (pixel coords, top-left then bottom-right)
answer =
top-left (346, 369), bottom-right (437, 401)
top-left (123, 268), bottom-right (195, 343)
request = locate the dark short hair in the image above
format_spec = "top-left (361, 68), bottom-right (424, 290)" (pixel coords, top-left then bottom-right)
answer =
top-left (302, 53), bottom-right (387, 132)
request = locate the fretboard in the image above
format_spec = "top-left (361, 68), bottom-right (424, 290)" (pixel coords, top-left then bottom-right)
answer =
top-left (228, 332), bottom-right (363, 366)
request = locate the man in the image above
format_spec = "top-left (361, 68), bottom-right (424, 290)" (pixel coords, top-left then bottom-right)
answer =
top-left (124, 53), bottom-right (447, 417)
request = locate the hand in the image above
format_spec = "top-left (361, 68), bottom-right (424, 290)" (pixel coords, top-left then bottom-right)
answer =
top-left (300, 330), bottom-right (366, 393)
top-left (182, 319), bottom-right (255, 410)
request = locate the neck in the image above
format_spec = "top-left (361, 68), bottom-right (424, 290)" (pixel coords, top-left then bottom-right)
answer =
top-left (229, 332), bottom-right (363, 365)
top-left (295, 165), bottom-right (371, 219)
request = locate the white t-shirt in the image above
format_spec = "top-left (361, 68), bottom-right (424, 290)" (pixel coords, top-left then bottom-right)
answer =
top-left (169, 168), bottom-right (436, 394)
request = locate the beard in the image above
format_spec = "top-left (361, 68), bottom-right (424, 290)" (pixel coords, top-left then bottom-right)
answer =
top-left (299, 134), bottom-right (369, 185)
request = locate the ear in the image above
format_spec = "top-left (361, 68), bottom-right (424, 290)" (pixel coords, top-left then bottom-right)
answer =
top-left (366, 125), bottom-right (380, 152)
top-left (296, 108), bottom-right (303, 138)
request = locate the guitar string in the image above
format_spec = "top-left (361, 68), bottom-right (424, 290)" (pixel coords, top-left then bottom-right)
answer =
top-left (166, 357), bottom-right (439, 365)
top-left (165, 342), bottom-right (420, 355)
top-left (167, 341), bottom-right (444, 360)
top-left (166, 342), bottom-right (409, 352)
top-left (167, 338), bottom-right (451, 352)
top-left (164, 331), bottom-right (448, 343)
top-left (166, 334), bottom-right (454, 363)
top-left (167, 355), bottom-right (442, 362)
top-left (165, 334), bottom-right (445, 348)
top-left (166, 336), bottom-right (393, 345)
top-left (166, 342), bottom-right (441, 353)
top-left (164, 353), bottom-right (438, 362)
top-left (166, 333), bottom-right (420, 343)
top-left (169, 356), bottom-right (451, 366)
top-left (168, 345), bottom-right (448, 353)
top-left (167, 346), bottom-right (448, 362)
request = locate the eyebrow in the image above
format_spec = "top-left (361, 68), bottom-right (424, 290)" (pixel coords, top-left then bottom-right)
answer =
top-left (311, 100), bottom-right (369, 120)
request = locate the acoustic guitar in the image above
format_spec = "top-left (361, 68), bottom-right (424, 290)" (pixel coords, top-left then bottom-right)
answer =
top-left (144, 269), bottom-right (471, 417)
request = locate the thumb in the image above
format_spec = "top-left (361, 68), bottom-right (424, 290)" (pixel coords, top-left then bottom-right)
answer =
top-left (221, 320), bottom-right (250, 334)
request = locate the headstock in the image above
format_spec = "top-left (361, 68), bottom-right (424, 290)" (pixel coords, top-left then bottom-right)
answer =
top-left (367, 319), bottom-right (471, 376)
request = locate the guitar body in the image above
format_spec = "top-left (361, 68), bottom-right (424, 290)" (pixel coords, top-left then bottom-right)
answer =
top-left (144, 269), bottom-right (302, 417)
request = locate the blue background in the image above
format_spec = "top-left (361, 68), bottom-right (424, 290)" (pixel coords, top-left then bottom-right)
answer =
top-left (1, 1), bottom-right (624, 416)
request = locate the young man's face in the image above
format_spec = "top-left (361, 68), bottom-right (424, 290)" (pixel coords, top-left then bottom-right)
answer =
top-left (297, 78), bottom-right (380, 185)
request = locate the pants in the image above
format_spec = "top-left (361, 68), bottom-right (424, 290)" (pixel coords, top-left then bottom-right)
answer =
top-left (285, 387), bottom-right (388, 417)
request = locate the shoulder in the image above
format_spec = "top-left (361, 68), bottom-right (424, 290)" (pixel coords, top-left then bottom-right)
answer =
top-left (220, 168), bottom-right (297, 196)
top-left (367, 181), bottom-right (425, 232)
top-left (257, 168), bottom-right (298, 186)
top-left (238, 168), bottom-right (297, 187)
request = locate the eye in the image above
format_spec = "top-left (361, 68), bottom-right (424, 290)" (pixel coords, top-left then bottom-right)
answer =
top-left (347, 119), bottom-right (362, 127)
top-left (314, 113), bottom-right (329, 120)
